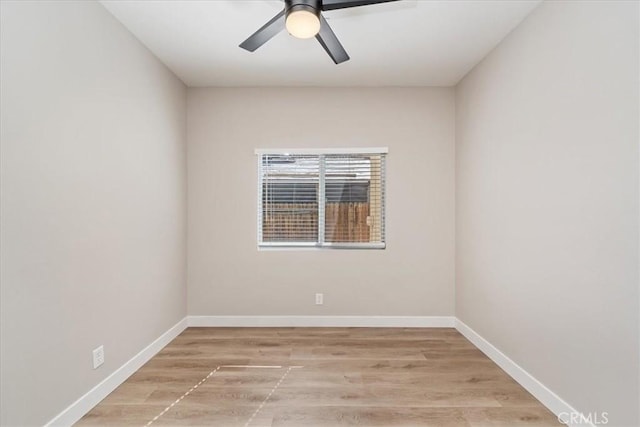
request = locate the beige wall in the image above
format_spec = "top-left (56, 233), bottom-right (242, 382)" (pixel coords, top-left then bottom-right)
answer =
top-left (455, 1), bottom-right (639, 425)
top-left (187, 87), bottom-right (455, 316)
top-left (0, 1), bottom-right (187, 425)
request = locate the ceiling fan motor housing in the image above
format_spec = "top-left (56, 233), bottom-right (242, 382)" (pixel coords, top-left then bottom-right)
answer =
top-left (285, 0), bottom-right (322, 18)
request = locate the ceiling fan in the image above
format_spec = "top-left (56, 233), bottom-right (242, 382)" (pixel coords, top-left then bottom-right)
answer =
top-left (239, 0), bottom-right (400, 65)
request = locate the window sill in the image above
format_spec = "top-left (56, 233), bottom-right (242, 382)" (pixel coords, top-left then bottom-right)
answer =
top-left (258, 242), bottom-right (385, 250)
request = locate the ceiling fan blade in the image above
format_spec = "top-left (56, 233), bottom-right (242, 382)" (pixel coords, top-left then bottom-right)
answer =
top-left (321, 0), bottom-right (400, 11)
top-left (315, 15), bottom-right (350, 64)
top-left (239, 10), bottom-right (286, 52)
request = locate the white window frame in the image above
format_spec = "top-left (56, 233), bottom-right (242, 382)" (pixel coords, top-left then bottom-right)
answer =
top-left (256, 147), bottom-right (388, 250)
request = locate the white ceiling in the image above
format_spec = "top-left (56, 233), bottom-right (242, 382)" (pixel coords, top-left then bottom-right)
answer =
top-left (100, 0), bottom-right (541, 87)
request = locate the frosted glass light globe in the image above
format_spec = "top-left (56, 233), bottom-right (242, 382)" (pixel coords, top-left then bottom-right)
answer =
top-left (286, 10), bottom-right (321, 39)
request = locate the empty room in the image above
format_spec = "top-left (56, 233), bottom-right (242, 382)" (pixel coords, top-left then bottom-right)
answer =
top-left (0, 0), bottom-right (638, 426)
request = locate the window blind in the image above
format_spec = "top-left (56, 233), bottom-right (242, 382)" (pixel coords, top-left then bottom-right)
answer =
top-left (257, 149), bottom-right (386, 249)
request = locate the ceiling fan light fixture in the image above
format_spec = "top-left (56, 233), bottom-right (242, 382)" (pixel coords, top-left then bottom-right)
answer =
top-left (241, 0), bottom-right (397, 64)
top-left (285, 6), bottom-right (320, 39)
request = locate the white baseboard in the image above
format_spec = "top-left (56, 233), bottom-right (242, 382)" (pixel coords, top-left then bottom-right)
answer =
top-left (188, 315), bottom-right (455, 328)
top-left (454, 319), bottom-right (589, 427)
top-left (45, 317), bottom-right (188, 427)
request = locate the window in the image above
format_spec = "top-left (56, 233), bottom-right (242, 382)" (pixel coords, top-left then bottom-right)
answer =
top-left (256, 148), bottom-right (387, 249)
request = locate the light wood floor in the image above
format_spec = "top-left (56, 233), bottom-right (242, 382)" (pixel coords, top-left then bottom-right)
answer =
top-left (77, 328), bottom-right (560, 426)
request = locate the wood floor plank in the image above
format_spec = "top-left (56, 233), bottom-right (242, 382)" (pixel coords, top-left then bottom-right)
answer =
top-left (271, 406), bottom-right (472, 427)
top-left (76, 327), bottom-right (561, 426)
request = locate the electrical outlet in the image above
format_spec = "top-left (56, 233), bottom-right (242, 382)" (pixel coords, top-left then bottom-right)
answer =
top-left (92, 345), bottom-right (104, 369)
top-left (315, 293), bottom-right (324, 305)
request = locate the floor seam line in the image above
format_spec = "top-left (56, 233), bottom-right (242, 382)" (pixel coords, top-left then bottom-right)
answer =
top-left (244, 366), bottom-right (293, 427)
top-left (143, 365), bottom-right (220, 427)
